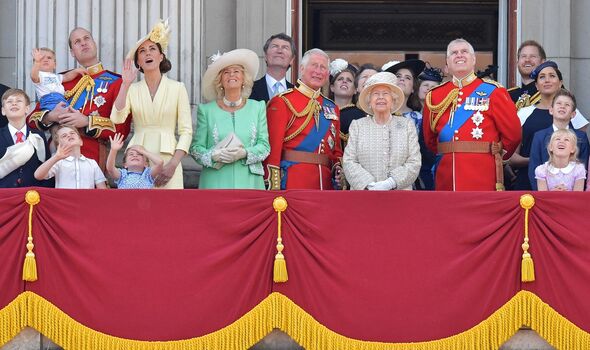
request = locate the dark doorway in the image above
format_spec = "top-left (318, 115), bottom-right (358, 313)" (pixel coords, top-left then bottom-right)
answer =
top-left (303, 0), bottom-right (499, 78)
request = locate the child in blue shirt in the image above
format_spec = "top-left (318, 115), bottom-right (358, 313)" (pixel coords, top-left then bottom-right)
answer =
top-left (107, 133), bottom-right (163, 189)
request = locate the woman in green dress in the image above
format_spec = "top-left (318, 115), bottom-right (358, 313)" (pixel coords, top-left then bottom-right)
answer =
top-left (190, 49), bottom-right (270, 189)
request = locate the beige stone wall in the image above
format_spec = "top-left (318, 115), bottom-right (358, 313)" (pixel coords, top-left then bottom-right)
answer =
top-left (520, 0), bottom-right (590, 118)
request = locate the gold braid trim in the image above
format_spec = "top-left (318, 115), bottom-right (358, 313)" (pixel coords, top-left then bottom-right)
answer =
top-left (64, 75), bottom-right (95, 108)
top-left (280, 95), bottom-right (321, 142)
top-left (426, 88), bottom-right (459, 132)
top-left (1, 290), bottom-right (589, 349)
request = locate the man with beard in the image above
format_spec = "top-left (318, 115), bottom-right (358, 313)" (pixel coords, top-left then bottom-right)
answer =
top-left (508, 40), bottom-right (546, 110)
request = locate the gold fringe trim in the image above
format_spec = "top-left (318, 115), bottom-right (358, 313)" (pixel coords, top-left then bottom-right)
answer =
top-left (64, 74), bottom-right (95, 111)
top-left (0, 291), bottom-right (589, 349)
top-left (520, 194), bottom-right (536, 282)
top-left (273, 196), bottom-right (288, 283)
top-left (425, 88), bottom-right (458, 132)
top-left (22, 190), bottom-right (40, 282)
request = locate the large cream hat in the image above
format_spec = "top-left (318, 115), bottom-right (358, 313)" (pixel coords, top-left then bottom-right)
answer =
top-left (126, 19), bottom-right (171, 60)
top-left (358, 72), bottom-right (405, 114)
top-left (202, 49), bottom-right (259, 101)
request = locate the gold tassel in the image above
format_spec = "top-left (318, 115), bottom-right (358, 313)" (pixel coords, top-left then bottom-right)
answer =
top-left (22, 190), bottom-right (41, 282)
top-left (273, 196), bottom-right (288, 283)
top-left (520, 194), bottom-right (535, 282)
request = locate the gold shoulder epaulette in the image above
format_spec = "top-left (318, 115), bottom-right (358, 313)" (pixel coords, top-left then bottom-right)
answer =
top-left (278, 88), bottom-right (294, 97)
top-left (483, 78), bottom-right (504, 88)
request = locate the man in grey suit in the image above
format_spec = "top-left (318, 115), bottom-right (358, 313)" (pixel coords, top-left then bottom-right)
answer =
top-left (249, 33), bottom-right (296, 102)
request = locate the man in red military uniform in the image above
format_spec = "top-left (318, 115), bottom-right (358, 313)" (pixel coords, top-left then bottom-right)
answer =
top-left (264, 48), bottom-right (342, 190)
top-left (29, 27), bottom-right (131, 169)
top-left (423, 38), bottom-right (521, 191)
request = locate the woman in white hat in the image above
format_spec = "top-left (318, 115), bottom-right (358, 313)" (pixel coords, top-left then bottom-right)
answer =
top-left (110, 20), bottom-right (192, 189)
top-left (189, 49), bottom-right (270, 189)
top-left (343, 72), bottom-right (421, 190)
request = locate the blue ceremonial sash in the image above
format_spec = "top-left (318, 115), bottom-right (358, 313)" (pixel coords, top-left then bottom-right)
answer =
top-left (294, 98), bottom-right (333, 152)
top-left (69, 72), bottom-right (119, 110)
top-left (279, 98), bottom-right (335, 189)
top-left (438, 82), bottom-right (497, 142)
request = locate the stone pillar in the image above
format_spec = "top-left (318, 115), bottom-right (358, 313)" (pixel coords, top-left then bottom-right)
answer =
top-left (570, 0), bottom-right (590, 118)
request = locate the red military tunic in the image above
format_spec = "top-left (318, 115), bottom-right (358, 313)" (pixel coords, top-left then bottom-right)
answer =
top-left (423, 73), bottom-right (521, 191)
top-left (29, 63), bottom-right (131, 166)
top-left (264, 81), bottom-right (342, 190)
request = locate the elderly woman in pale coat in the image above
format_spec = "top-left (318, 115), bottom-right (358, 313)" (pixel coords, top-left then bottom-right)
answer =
top-left (343, 72), bottom-right (421, 190)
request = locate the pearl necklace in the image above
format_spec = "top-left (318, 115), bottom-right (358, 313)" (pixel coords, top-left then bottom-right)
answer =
top-left (222, 96), bottom-right (242, 108)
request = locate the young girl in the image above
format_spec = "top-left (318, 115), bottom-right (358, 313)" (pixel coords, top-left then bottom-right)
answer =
top-left (107, 133), bottom-right (164, 189)
top-left (535, 129), bottom-right (586, 191)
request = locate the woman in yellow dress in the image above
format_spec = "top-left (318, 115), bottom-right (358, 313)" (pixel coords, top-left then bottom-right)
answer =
top-left (111, 20), bottom-right (192, 189)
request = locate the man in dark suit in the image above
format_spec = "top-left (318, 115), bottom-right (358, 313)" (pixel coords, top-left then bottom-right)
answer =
top-left (250, 33), bottom-right (296, 102)
top-left (0, 88), bottom-right (50, 188)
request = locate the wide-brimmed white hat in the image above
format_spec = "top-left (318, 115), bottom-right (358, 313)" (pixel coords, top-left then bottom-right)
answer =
top-left (202, 49), bottom-right (259, 101)
top-left (126, 19), bottom-right (171, 60)
top-left (358, 72), bottom-right (405, 114)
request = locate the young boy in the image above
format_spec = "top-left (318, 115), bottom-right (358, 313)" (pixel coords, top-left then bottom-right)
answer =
top-left (106, 133), bottom-right (163, 189)
top-left (34, 125), bottom-right (107, 189)
top-left (0, 89), bottom-right (49, 187)
top-left (528, 89), bottom-right (590, 190)
top-left (30, 48), bottom-right (86, 111)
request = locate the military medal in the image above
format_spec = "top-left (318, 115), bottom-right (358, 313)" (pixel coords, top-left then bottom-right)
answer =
top-left (327, 135), bottom-right (335, 150)
top-left (97, 81), bottom-right (109, 93)
top-left (93, 95), bottom-right (106, 108)
top-left (330, 124), bottom-right (336, 137)
top-left (471, 127), bottom-right (483, 139)
top-left (471, 111), bottom-right (484, 126)
top-left (323, 106), bottom-right (338, 120)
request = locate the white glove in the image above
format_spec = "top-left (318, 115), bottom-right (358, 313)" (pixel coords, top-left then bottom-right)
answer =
top-left (225, 147), bottom-right (247, 162)
top-left (367, 177), bottom-right (396, 191)
top-left (212, 148), bottom-right (233, 163)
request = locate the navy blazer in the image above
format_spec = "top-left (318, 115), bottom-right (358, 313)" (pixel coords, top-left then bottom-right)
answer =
top-left (528, 126), bottom-right (590, 190)
top-left (249, 76), bottom-right (294, 103)
top-left (0, 126), bottom-right (50, 188)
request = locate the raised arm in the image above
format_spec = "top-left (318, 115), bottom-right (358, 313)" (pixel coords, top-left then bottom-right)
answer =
top-left (114, 59), bottom-right (137, 112)
top-left (34, 142), bottom-right (72, 180)
top-left (30, 49), bottom-right (43, 84)
top-left (131, 145), bottom-right (164, 178)
top-left (106, 133), bottom-right (124, 180)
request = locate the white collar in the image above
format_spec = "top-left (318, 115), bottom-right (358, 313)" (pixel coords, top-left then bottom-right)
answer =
top-left (7, 123), bottom-right (27, 137)
top-left (265, 74), bottom-right (286, 89)
top-left (552, 124), bottom-right (570, 131)
top-left (64, 155), bottom-right (87, 162)
top-left (547, 161), bottom-right (577, 175)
